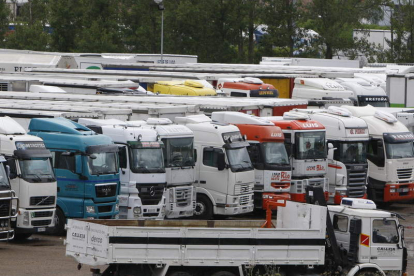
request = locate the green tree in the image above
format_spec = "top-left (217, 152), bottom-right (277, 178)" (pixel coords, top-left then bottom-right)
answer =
top-left (4, 0), bottom-right (50, 51)
top-left (75, 0), bottom-right (125, 53)
top-left (49, 0), bottom-right (83, 52)
top-left (0, 0), bottom-right (11, 48)
top-left (301, 0), bottom-right (387, 59)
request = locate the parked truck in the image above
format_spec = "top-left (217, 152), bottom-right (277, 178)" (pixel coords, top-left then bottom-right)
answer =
top-left (342, 105), bottom-right (414, 204)
top-left (78, 118), bottom-right (167, 219)
top-left (175, 114), bottom-right (254, 219)
top-left (28, 118), bottom-right (120, 234)
top-left (216, 77), bottom-right (279, 98)
top-left (0, 155), bottom-right (18, 241)
top-left (140, 118), bottom-right (196, 218)
top-left (265, 113), bottom-right (329, 202)
top-left (65, 189), bottom-right (407, 276)
top-left (211, 112), bottom-right (291, 209)
top-left (0, 117), bottom-right (56, 239)
top-left (293, 107), bottom-right (369, 204)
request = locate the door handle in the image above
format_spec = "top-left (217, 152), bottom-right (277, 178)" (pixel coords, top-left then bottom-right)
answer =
top-left (200, 180), bottom-right (206, 184)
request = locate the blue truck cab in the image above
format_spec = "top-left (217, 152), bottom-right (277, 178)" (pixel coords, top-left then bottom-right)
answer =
top-left (28, 118), bottom-right (120, 234)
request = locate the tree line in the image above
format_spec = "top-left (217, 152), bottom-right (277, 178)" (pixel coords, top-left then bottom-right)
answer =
top-left (1, 0), bottom-right (414, 64)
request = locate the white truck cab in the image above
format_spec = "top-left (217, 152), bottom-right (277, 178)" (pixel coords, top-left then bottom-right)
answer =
top-left (329, 198), bottom-right (406, 274)
top-left (335, 77), bottom-right (389, 107)
top-left (175, 114), bottom-right (255, 219)
top-left (292, 78), bottom-right (355, 108)
top-left (78, 118), bottom-right (167, 219)
top-left (342, 105), bottom-right (414, 204)
top-left (142, 118), bottom-right (196, 219)
top-left (0, 117), bottom-right (56, 238)
top-left (294, 107), bottom-right (369, 204)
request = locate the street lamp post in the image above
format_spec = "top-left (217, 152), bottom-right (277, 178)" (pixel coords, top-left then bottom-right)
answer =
top-left (154, 0), bottom-right (165, 62)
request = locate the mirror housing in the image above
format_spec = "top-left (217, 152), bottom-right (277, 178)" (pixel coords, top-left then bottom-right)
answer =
top-left (327, 143), bottom-right (337, 161)
top-left (217, 152), bottom-right (226, 171)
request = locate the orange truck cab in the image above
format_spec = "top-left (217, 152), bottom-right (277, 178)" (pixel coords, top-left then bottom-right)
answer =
top-left (211, 112), bottom-right (291, 210)
top-left (217, 77), bottom-right (278, 98)
top-left (265, 112), bottom-right (329, 203)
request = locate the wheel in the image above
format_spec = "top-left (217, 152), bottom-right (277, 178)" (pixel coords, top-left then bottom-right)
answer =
top-left (194, 194), bottom-right (213, 220)
top-left (13, 233), bottom-right (32, 240)
top-left (211, 271), bottom-right (236, 276)
top-left (48, 208), bottom-right (66, 236)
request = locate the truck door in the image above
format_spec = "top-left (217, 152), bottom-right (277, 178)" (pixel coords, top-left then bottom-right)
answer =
top-left (332, 213), bottom-right (351, 252)
top-left (52, 151), bottom-right (83, 218)
top-left (370, 218), bottom-right (403, 271)
top-left (198, 146), bottom-right (228, 204)
top-left (117, 145), bottom-right (130, 193)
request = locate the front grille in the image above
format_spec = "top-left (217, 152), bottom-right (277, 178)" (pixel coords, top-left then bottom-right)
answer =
top-left (308, 179), bottom-right (324, 187)
top-left (240, 195), bottom-right (250, 205)
top-left (33, 211), bottom-right (53, 218)
top-left (347, 164), bottom-right (368, 198)
top-left (234, 184), bottom-right (254, 195)
top-left (95, 183), bottom-right (117, 198)
top-left (98, 205), bottom-right (112, 213)
top-left (0, 82), bottom-right (9, 91)
top-left (0, 199), bottom-right (10, 217)
top-left (136, 183), bottom-right (165, 205)
top-left (31, 220), bottom-right (51, 226)
top-left (176, 187), bottom-right (191, 207)
top-left (30, 196), bottom-right (55, 206)
top-left (398, 168), bottom-right (413, 180)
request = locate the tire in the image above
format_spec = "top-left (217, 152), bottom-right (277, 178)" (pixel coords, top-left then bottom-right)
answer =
top-left (49, 208), bottom-right (66, 236)
top-left (13, 233), bottom-right (32, 240)
top-left (194, 194), bottom-right (213, 220)
top-left (211, 271), bottom-right (236, 276)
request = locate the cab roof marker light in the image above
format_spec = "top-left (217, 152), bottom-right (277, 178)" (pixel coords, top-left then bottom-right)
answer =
top-left (374, 110), bottom-right (398, 124)
top-left (341, 198), bottom-right (377, 209)
top-left (327, 106), bottom-right (352, 117)
top-left (283, 112), bottom-right (310, 121)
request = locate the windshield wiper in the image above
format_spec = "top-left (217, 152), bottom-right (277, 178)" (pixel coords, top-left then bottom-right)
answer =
top-left (26, 173), bottom-right (42, 182)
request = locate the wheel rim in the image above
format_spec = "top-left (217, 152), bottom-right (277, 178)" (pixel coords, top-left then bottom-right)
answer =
top-left (194, 201), bottom-right (205, 216)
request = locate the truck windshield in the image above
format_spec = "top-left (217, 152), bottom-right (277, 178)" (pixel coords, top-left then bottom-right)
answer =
top-left (295, 131), bottom-right (326, 160)
top-left (337, 142), bottom-right (367, 164)
top-left (87, 152), bottom-right (118, 175)
top-left (226, 147), bottom-right (254, 172)
top-left (130, 148), bottom-right (165, 173)
top-left (162, 137), bottom-right (194, 168)
top-left (385, 141), bottom-right (414, 159)
top-left (19, 158), bottom-right (55, 183)
top-left (261, 142), bottom-right (289, 166)
top-left (0, 164), bottom-right (10, 189)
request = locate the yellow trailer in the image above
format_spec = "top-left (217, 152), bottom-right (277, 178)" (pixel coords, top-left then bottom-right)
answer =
top-left (153, 80), bottom-right (217, 96)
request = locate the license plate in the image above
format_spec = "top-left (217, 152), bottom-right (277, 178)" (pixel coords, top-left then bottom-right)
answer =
top-left (37, 227), bottom-right (46, 232)
top-left (147, 209), bottom-right (157, 213)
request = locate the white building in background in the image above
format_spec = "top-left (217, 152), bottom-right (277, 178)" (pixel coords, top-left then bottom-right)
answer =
top-left (6, 0), bottom-right (28, 20)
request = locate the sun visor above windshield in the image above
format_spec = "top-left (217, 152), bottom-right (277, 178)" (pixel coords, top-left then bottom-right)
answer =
top-left (14, 149), bottom-right (52, 159)
top-left (383, 132), bottom-right (414, 143)
top-left (86, 144), bottom-right (119, 154)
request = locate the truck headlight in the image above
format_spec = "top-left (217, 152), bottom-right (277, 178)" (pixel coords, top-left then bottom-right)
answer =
top-left (169, 188), bottom-right (174, 202)
top-left (86, 206), bottom-right (96, 214)
top-left (23, 211), bottom-right (29, 226)
top-left (133, 207), bottom-right (141, 215)
top-left (115, 203), bottom-right (119, 212)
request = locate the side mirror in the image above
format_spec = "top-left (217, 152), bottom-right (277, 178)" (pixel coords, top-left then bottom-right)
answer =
top-left (327, 143), bottom-right (337, 161)
top-left (5, 165), bottom-right (10, 178)
top-left (6, 159), bottom-right (17, 179)
top-left (217, 152), bottom-right (226, 171)
top-left (75, 155), bottom-right (83, 175)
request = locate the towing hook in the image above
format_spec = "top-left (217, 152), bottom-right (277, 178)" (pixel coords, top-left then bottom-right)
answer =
top-left (77, 263), bottom-right (82, 270)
